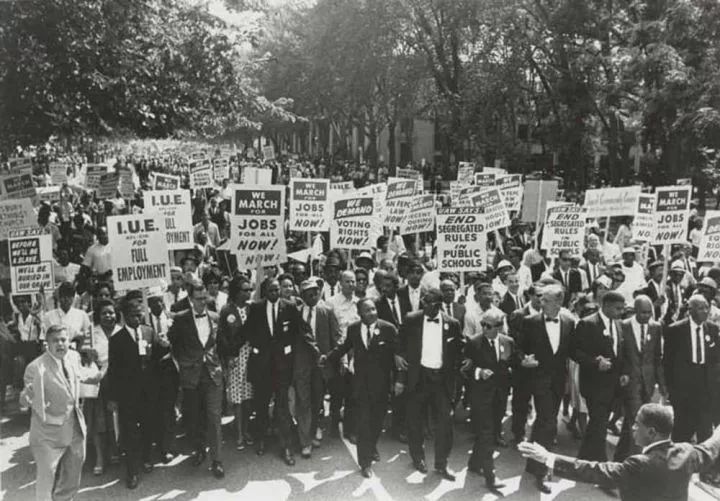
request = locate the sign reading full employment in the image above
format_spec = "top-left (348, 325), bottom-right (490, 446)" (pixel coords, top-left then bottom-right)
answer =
top-left (698, 211), bottom-right (720, 262)
top-left (385, 178), bottom-right (417, 227)
top-left (468, 188), bottom-right (511, 231)
top-left (9, 228), bottom-right (54, 294)
top-left (289, 179), bottom-right (331, 232)
top-left (143, 190), bottom-right (193, 250)
top-left (633, 193), bottom-right (657, 242)
top-left (0, 198), bottom-right (35, 239)
top-left (436, 207), bottom-right (487, 272)
top-left (331, 194), bottom-right (382, 250)
top-left (230, 185), bottom-right (286, 267)
top-left (583, 186), bottom-right (642, 218)
top-left (653, 185), bottom-right (691, 245)
top-left (400, 195), bottom-right (435, 235)
top-left (541, 203), bottom-right (585, 256)
top-left (107, 213), bottom-right (170, 291)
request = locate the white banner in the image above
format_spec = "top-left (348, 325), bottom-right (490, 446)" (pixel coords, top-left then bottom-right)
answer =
top-left (583, 186), bottom-right (642, 218)
top-left (468, 188), bottom-right (511, 232)
top-left (0, 198), bottom-right (35, 240)
top-left (495, 174), bottom-right (523, 212)
top-left (143, 190), bottom-right (193, 250)
top-left (229, 185), bottom-right (286, 268)
top-left (399, 195), bottom-right (435, 235)
top-left (289, 179), bottom-right (331, 232)
top-left (436, 207), bottom-right (487, 272)
top-left (384, 178), bottom-right (417, 227)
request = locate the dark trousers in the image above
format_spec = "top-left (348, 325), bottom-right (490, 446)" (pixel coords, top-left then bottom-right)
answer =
top-left (525, 384), bottom-right (561, 478)
top-left (578, 397), bottom-right (612, 462)
top-left (255, 381), bottom-right (294, 449)
top-left (469, 384), bottom-right (507, 478)
top-left (672, 401), bottom-right (713, 443)
top-left (294, 369), bottom-right (324, 448)
top-left (155, 363), bottom-right (179, 454)
top-left (330, 371), bottom-right (355, 435)
top-left (183, 367), bottom-right (223, 461)
top-left (118, 387), bottom-right (154, 477)
top-left (615, 386), bottom-right (649, 461)
top-left (356, 396), bottom-right (388, 468)
top-left (511, 372), bottom-right (532, 440)
top-left (407, 368), bottom-right (454, 469)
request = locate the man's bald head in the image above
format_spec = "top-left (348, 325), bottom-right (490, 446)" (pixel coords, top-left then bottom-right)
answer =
top-left (634, 294), bottom-right (653, 324)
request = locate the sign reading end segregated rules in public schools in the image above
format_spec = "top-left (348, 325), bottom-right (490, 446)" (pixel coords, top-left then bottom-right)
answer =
top-left (436, 207), bottom-right (487, 272)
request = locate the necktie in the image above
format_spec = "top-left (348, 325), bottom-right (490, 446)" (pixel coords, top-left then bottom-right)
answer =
top-left (426, 316), bottom-right (439, 323)
top-left (195, 313), bottom-right (206, 318)
top-left (514, 295), bottom-right (520, 310)
top-left (306, 306), bottom-right (313, 329)
top-left (330, 284), bottom-right (335, 297)
top-left (272, 303), bottom-right (277, 335)
top-left (61, 358), bottom-right (70, 381)
top-left (366, 325), bottom-right (373, 346)
top-left (640, 323), bottom-right (646, 352)
top-left (391, 299), bottom-right (400, 325)
top-left (696, 326), bottom-right (703, 364)
top-left (489, 338), bottom-right (497, 361)
top-left (545, 317), bottom-right (559, 323)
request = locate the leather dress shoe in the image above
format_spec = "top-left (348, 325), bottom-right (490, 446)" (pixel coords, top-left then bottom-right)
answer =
top-left (142, 461), bottom-right (154, 473)
top-left (161, 452), bottom-right (175, 464)
top-left (436, 467), bottom-right (456, 481)
top-left (485, 476), bottom-right (506, 490)
top-left (256, 441), bottom-right (266, 456)
top-left (372, 449), bottom-right (380, 462)
top-left (191, 449), bottom-right (207, 467)
top-left (467, 464), bottom-right (484, 476)
top-left (211, 461), bottom-right (225, 479)
top-left (301, 446), bottom-right (312, 459)
top-left (413, 459), bottom-right (428, 473)
top-left (360, 466), bottom-right (373, 478)
top-left (283, 448), bottom-right (296, 466)
top-left (536, 477), bottom-right (551, 494)
top-left (126, 474), bottom-right (139, 489)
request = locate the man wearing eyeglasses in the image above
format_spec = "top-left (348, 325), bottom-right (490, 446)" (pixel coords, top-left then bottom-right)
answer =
top-left (462, 309), bottom-right (514, 492)
top-left (396, 287), bottom-right (464, 480)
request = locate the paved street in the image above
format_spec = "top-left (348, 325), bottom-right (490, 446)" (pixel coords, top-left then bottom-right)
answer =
top-left (2, 404), bottom-right (719, 501)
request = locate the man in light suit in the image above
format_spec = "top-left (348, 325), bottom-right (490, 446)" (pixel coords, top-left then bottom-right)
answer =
top-left (615, 295), bottom-right (667, 461)
top-left (397, 287), bottom-right (464, 480)
top-left (520, 403), bottom-right (720, 501)
top-left (22, 325), bottom-right (100, 501)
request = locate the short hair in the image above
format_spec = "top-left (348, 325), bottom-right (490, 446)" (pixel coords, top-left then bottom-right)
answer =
top-left (382, 272), bottom-right (400, 287)
top-left (637, 403), bottom-right (674, 436)
top-left (46, 324), bottom-right (68, 340)
top-left (12, 294), bottom-right (31, 306)
top-left (277, 273), bottom-right (295, 285)
top-left (474, 281), bottom-right (493, 293)
top-left (602, 290), bottom-right (625, 306)
top-left (354, 268), bottom-right (369, 280)
top-left (407, 260), bottom-right (425, 273)
top-left (537, 276), bottom-right (561, 287)
top-left (542, 283), bottom-right (565, 302)
top-left (356, 297), bottom-right (376, 314)
top-left (57, 281), bottom-right (75, 297)
top-left (202, 268), bottom-right (222, 286)
top-left (93, 281), bottom-right (114, 297)
top-left (187, 279), bottom-right (206, 296)
top-left (93, 298), bottom-right (116, 325)
top-left (376, 235), bottom-right (388, 247)
top-left (228, 275), bottom-right (251, 299)
top-left (421, 287), bottom-right (442, 304)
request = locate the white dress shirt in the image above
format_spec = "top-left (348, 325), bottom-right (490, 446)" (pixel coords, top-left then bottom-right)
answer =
top-left (42, 307), bottom-right (91, 342)
top-left (17, 312), bottom-right (41, 342)
top-left (302, 304), bottom-right (317, 335)
top-left (689, 318), bottom-right (706, 364)
top-left (421, 315), bottom-right (443, 369)
top-left (194, 310), bottom-right (211, 346)
top-left (408, 285), bottom-right (421, 311)
top-left (544, 314), bottom-right (561, 354)
top-left (266, 301), bottom-right (279, 337)
top-left (630, 317), bottom-right (647, 352)
top-left (361, 322), bottom-right (376, 348)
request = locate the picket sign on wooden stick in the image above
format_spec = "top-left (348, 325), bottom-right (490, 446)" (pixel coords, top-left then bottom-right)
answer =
top-left (534, 180), bottom-right (543, 250)
top-left (659, 244), bottom-right (671, 299)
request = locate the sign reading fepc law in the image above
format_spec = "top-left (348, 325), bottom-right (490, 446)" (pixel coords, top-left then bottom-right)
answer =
top-left (633, 193), bottom-right (657, 242)
top-left (230, 185), bottom-right (286, 268)
top-left (143, 190), bottom-right (193, 250)
top-left (653, 185), bottom-right (691, 245)
top-left (289, 179), bottom-right (331, 232)
top-left (0, 198), bottom-right (35, 239)
top-left (540, 203), bottom-right (585, 257)
top-left (108, 213), bottom-right (170, 290)
top-left (331, 194), bottom-right (382, 250)
top-left (698, 211), bottom-right (720, 262)
top-left (9, 228), bottom-right (54, 294)
top-left (436, 207), bottom-right (487, 272)
top-left (583, 186), bottom-right (642, 219)
top-left (495, 175), bottom-right (523, 212)
top-left (384, 178), bottom-right (417, 227)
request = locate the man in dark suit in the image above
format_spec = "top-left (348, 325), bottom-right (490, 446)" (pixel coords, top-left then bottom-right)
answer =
top-left (580, 248), bottom-right (603, 292)
top-left (440, 279), bottom-right (466, 331)
top-left (397, 260), bottom-right (424, 313)
top-left (552, 250), bottom-right (583, 306)
top-left (615, 295), bottom-right (667, 461)
top-left (462, 309), bottom-right (513, 491)
top-left (664, 295), bottom-right (719, 465)
top-left (520, 403), bottom-right (720, 501)
top-left (247, 278), bottom-right (317, 466)
top-left (397, 287), bottom-right (464, 480)
top-left (573, 290), bottom-right (626, 469)
top-left (320, 298), bottom-right (399, 478)
top-left (167, 279), bottom-right (226, 479)
top-left (519, 283), bottom-right (575, 493)
top-left (635, 261), bottom-right (666, 320)
top-left (295, 278), bottom-right (341, 457)
top-left (107, 298), bottom-right (160, 489)
top-left (499, 272), bottom-right (524, 316)
top-left (664, 262), bottom-right (689, 324)
top-left (530, 249), bottom-right (552, 282)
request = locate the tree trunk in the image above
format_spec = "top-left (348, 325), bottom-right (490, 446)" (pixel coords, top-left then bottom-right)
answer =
top-left (388, 120), bottom-right (397, 171)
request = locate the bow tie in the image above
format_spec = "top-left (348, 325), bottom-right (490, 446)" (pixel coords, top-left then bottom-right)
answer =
top-left (426, 316), bottom-right (440, 323)
top-left (545, 317), bottom-right (559, 323)
top-left (195, 313), bottom-right (207, 318)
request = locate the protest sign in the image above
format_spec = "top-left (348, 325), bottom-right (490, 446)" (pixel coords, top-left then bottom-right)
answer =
top-left (482, 167), bottom-right (508, 176)
top-left (396, 167), bottom-right (423, 181)
top-left (151, 173), bottom-right (181, 191)
top-left (262, 144), bottom-right (276, 161)
top-left (633, 193), bottom-right (657, 242)
top-left (229, 185), bottom-right (287, 268)
top-left (9, 228), bottom-right (54, 294)
top-left (495, 174), bottom-right (523, 212)
top-left (36, 186), bottom-right (61, 205)
top-left (107, 213), bottom-right (170, 291)
top-left (521, 179), bottom-right (559, 224)
top-left (143, 190), bottom-right (193, 250)
top-left (399, 194), bottom-right (435, 235)
top-left (8, 157), bottom-right (32, 173)
top-left (698, 211), bottom-right (720, 262)
top-left (468, 188), bottom-right (511, 231)
top-left (384, 178), bottom-right (417, 227)
top-left (289, 179), bottom-right (331, 232)
top-left (330, 194), bottom-right (382, 250)
top-left (330, 181), bottom-right (354, 194)
top-left (540, 203), bottom-right (585, 256)
top-left (84, 164), bottom-right (106, 190)
top-left (0, 198), bottom-right (35, 239)
top-left (436, 207), bottom-right (487, 272)
top-left (0, 172), bottom-right (37, 201)
top-left (583, 186), bottom-right (642, 219)
top-left (457, 185), bottom-right (486, 206)
top-left (474, 173), bottom-right (496, 187)
top-left (449, 181), bottom-right (469, 206)
top-left (653, 185), bottom-right (691, 245)
top-left (97, 173), bottom-right (119, 199)
top-left (50, 162), bottom-right (69, 185)
top-left (242, 166), bottom-right (273, 185)
top-left (357, 183), bottom-right (387, 221)
top-left (190, 165), bottom-right (213, 190)
top-left (456, 162), bottom-right (475, 184)
top-left (213, 158), bottom-right (230, 182)
top-left (677, 178), bottom-right (692, 186)
top-left (118, 168), bottom-right (135, 198)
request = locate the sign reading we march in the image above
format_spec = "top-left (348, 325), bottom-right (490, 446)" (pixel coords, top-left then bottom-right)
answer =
top-left (229, 185), bottom-right (286, 267)
top-left (289, 179), bottom-right (331, 231)
top-left (653, 185), bottom-right (691, 245)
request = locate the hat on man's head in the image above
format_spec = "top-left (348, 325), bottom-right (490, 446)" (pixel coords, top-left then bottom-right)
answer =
top-left (355, 252), bottom-right (376, 268)
top-left (621, 247), bottom-right (636, 255)
top-left (496, 260), bottom-right (514, 271)
top-left (699, 277), bottom-right (718, 290)
top-left (648, 261), bottom-right (664, 271)
top-left (670, 261), bottom-right (686, 272)
top-left (300, 277), bottom-right (321, 293)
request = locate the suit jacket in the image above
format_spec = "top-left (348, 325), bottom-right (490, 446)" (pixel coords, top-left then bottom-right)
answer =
top-left (376, 295), bottom-right (409, 328)
top-left (464, 333), bottom-right (514, 394)
top-left (519, 313), bottom-right (574, 395)
top-left (530, 260), bottom-right (551, 283)
top-left (574, 312), bottom-right (625, 404)
top-left (508, 304), bottom-right (536, 342)
top-left (499, 292), bottom-right (523, 317)
top-left (663, 318), bottom-right (720, 405)
top-left (21, 351), bottom-right (91, 448)
top-left (580, 262), bottom-right (603, 289)
top-left (107, 325), bottom-right (156, 404)
top-left (246, 298), bottom-right (317, 390)
top-left (398, 311), bottom-right (464, 399)
top-left (168, 309), bottom-right (224, 389)
top-left (327, 319), bottom-right (398, 402)
top-left (217, 302), bottom-right (250, 359)
top-left (663, 283), bottom-right (688, 324)
top-left (552, 268), bottom-right (583, 305)
top-left (170, 296), bottom-right (191, 314)
top-left (636, 281), bottom-right (663, 320)
top-left (396, 286), bottom-right (415, 316)
top-left (552, 440), bottom-right (708, 501)
top-left (295, 302), bottom-right (340, 381)
top-left (442, 301), bottom-right (466, 333)
top-left (620, 319), bottom-right (666, 400)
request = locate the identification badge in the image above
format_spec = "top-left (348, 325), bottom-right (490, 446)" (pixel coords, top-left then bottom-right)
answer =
top-left (138, 339), bottom-right (147, 356)
top-left (474, 367), bottom-right (481, 380)
top-left (284, 345), bottom-right (292, 355)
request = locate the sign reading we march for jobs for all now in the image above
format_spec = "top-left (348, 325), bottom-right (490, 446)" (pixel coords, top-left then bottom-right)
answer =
top-left (653, 185), bottom-right (691, 245)
top-left (230, 185), bottom-right (287, 267)
top-left (289, 179), bottom-right (331, 232)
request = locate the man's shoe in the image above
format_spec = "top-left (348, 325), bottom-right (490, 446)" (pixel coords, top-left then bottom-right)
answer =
top-left (413, 459), bottom-right (428, 473)
top-left (211, 461), bottom-right (224, 479)
top-left (485, 476), bottom-right (506, 490)
top-left (467, 464), bottom-right (483, 476)
top-left (372, 449), bottom-right (380, 462)
top-left (142, 461), bottom-right (154, 473)
top-left (436, 467), bottom-right (456, 481)
top-left (191, 449), bottom-right (207, 467)
top-left (396, 432), bottom-right (408, 444)
top-left (301, 446), bottom-right (312, 459)
top-left (161, 451), bottom-right (175, 464)
top-left (360, 466), bottom-right (373, 478)
top-left (256, 441), bottom-right (266, 456)
top-left (126, 474), bottom-right (139, 489)
top-left (311, 439), bottom-right (322, 448)
top-left (536, 477), bottom-right (551, 494)
top-left (283, 448), bottom-right (296, 466)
